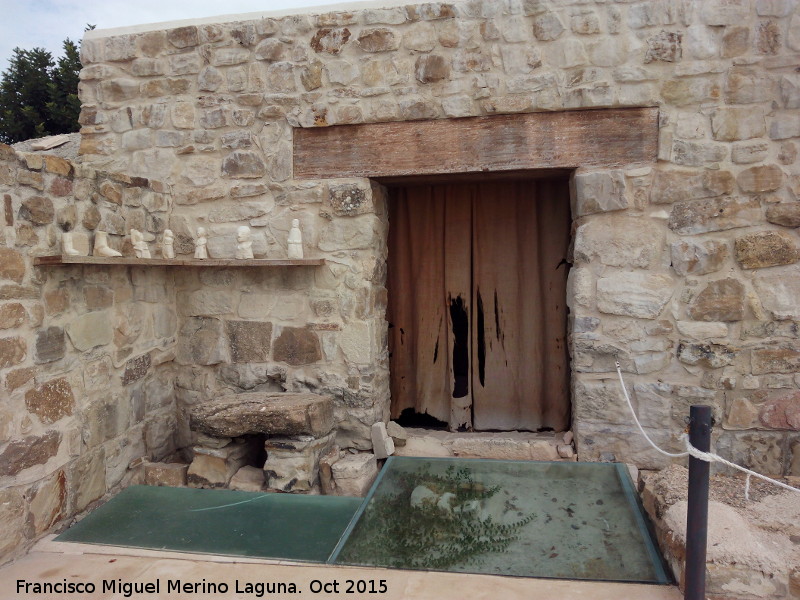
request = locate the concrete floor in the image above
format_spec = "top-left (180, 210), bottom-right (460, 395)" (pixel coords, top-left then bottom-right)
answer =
top-left (1, 537), bottom-right (682, 600)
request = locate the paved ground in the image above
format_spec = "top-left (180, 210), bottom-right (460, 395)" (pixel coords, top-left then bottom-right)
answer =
top-left (0, 537), bottom-right (682, 600)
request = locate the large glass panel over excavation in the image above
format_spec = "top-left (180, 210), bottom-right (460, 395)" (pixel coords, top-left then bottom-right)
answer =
top-left (57, 458), bottom-right (669, 584)
top-left (331, 457), bottom-right (670, 584)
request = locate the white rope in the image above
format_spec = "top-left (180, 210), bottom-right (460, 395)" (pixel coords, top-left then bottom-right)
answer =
top-left (614, 360), bottom-right (689, 458)
top-left (614, 360), bottom-right (800, 496)
top-left (682, 436), bottom-right (800, 495)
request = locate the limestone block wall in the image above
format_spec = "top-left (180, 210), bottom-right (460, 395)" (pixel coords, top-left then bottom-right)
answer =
top-left (0, 145), bottom-right (178, 564)
top-left (170, 180), bottom-right (390, 453)
top-left (70, 0), bottom-right (800, 477)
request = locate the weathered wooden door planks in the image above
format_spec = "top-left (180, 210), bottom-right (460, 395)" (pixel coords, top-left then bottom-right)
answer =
top-left (388, 179), bottom-right (571, 432)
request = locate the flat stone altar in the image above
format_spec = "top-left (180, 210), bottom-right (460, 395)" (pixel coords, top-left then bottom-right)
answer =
top-left (190, 392), bottom-right (334, 438)
top-left (188, 393), bottom-right (338, 492)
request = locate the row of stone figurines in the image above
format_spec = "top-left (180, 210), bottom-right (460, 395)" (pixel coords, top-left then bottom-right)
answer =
top-left (63, 219), bottom-right (304, 260)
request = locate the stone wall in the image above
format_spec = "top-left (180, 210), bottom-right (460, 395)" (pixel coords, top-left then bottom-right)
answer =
top-left (0, 145), bottom-right (178, 564)
top-left (2, 0), bottom-right (800, 563)
top-left (75, 0), bottom-right (800, 476)
top-left (170, 180), bottom-right (389, 453)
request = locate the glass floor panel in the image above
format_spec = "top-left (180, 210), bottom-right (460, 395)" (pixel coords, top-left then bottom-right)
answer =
top-left (55, 485), bottom-right (362, 563)
top-left (54, 459), bottom-right (670, 584)
top-left (329, 457), bottom-right (670, 584)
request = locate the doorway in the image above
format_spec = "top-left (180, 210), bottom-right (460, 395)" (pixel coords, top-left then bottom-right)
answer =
top-left (387, 177), bottom-right (571, 432)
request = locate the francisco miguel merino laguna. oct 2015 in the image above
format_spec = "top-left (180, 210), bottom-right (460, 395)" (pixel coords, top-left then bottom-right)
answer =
top-left (16, 578), bottom-right (307, 597)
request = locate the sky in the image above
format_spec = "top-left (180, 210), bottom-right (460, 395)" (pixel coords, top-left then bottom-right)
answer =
top-left (0, 0), bottom-right (361, 71)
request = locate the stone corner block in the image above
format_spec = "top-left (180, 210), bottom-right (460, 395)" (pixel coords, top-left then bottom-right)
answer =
top-left (177, 317), bottom-right (229, 366)
top-left (574, 215), bottom-right (663, 269)
top-left (330, 452), bottom-right (378, 497)
top-left (596, 271), bottom-right (674, 319)
top-left (573, 170), bottom-right (628, 216)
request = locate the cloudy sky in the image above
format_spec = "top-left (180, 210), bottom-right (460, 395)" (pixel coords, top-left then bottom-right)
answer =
top-left (0, 0), bottom-right (366, 70)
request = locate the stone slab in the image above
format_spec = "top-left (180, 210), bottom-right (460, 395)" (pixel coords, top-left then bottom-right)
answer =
top-left (190, 392), bottom-right (334, 438)
top-left (370, 422), bottom-right (395, 459)
top-left (30, 134), bottom-right (72, 151)
top-left (393, 429), bottom-right (565, 462)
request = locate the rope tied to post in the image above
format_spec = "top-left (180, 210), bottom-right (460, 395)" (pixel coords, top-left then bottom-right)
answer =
top-left (680, 434), bottom-right (800, 495)
top-left (614, 359), bottom-right (800, 497)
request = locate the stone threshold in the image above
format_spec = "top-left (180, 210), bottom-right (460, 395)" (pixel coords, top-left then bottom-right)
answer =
top-left (393, 428), bottom-right (575, 461)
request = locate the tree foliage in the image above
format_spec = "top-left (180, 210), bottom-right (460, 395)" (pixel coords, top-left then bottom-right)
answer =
top-left (48, 40), bottom-right (82, 135)
top-left (0, 38), bottom-right (82, 144)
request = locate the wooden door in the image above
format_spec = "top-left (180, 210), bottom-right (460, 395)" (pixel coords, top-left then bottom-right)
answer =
top-left (388, 179), bottom-right (570, 432)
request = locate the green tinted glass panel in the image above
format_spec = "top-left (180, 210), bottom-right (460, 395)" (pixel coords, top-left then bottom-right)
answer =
top-left (330, 457), bottom-right (670, 584)
top-left (56, 486), bottom-right (361, 563)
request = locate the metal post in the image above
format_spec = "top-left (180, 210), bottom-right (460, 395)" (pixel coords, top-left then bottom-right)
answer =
top-left (684, 405), bottom-right (712, 600)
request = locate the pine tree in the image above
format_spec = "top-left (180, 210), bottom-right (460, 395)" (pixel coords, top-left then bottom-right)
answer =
top-left (0, 47), bottom-right (56, 143)
top-left (0, 37), bottom-right (84, 145)
top-left (47, 39), bottom-right (82, 135)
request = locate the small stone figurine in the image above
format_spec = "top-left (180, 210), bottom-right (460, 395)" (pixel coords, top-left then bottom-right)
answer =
top-left (235, 225), bottom-right (254, 260)
top-left (62, 231), bottom-right (80, 256)
top-left (194, 227), bottom-right (208, 259)
top-left (94, 231), bottom-right (122, 257)
top-left (287, 219), bottom-right (303, 259)
top-left (63, 231), bottom-right (90, 256)
top-left (131, 229), bottom-right (151, 259)
top-left (161, 229), bottom-right (175, 259)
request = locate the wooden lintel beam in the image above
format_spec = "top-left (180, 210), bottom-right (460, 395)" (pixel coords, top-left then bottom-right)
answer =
top-left (293, 107), bottom-right (659, 180)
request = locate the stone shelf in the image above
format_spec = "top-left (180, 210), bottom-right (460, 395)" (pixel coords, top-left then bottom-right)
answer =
top-left (33, 255), bottom-right (325, 267)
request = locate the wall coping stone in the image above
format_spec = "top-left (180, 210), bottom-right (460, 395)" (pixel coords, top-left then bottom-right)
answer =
top-left (83, 0), bottom-right (416, 40)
